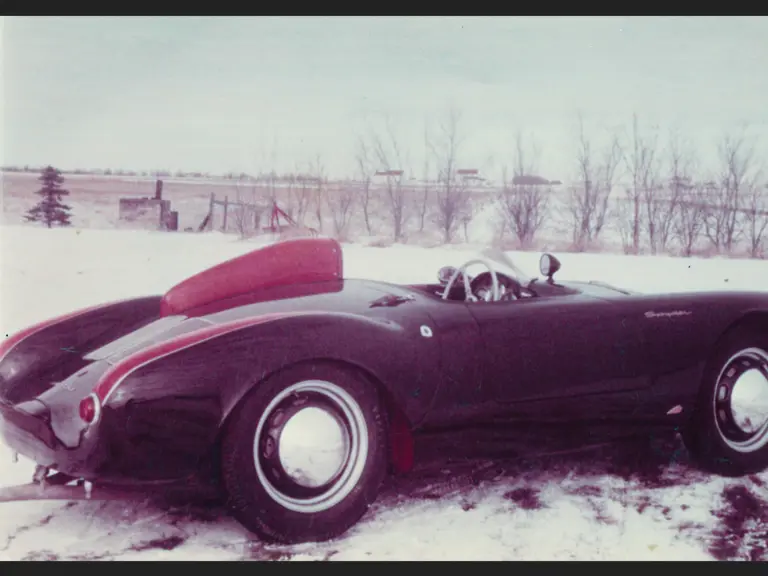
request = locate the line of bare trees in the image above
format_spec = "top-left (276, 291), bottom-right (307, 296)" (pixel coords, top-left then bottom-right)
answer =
top-left (217, 111), bottom-right (767, 259)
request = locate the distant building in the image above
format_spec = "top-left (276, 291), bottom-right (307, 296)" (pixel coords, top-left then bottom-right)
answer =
top-left (511, 174), bottom-right (552, 186)
top-left (457, 168), bottom-right (485, 182)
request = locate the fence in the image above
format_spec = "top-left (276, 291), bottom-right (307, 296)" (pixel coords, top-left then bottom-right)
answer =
top-left (203, 193), bottom-right (319, 237)
top-left (204, 193), bottom-right (268, 234)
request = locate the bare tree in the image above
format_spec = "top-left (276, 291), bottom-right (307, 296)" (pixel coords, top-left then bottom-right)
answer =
top-left (641, 143), bottom-right (670, 255)
top-left (667, 134), bottom-right (704, 256)
top-left (280, 174), bottom-right (295, 222)
top-left (743, 175), bottom-right (768, 258)
top-left (309, 155), bottom-right (326, 233)
top-left (644, 184), bottom-right (679, 254)
top-left (325, 180), bottom-right (357, 241)
top-left (429, 108), bottom-right (473, 243)
top-left (243, 140), bottom-right (280, 227)
top-left (416, 121), bottom-right (432, 233)
top-left (619, 114), bottom-right (658, 254)
top-left (286, 164), bottom-right (314, 225)
top-left (704, 132), bottom-right (754, 254)
top-left (263, 140), bottom-right (280, 206)
top-left (675, 183), bottom-right (708, 257)
top-left (370, 117), bottom-right (410, 241)
top-left (231, 174), bottom-right (268, 238)
top-left (459, 195), bottom-right (476, 243)
top-left (230, 181), bottom-right (251, 238)
top-left (567, 114), bottom-right (620, 251)
top-left (496, 131), bottom-right (550, 249)
top-left (354, 137), bottom-right (376, 235)
top-left (264, 169), bottom-right (279, 207)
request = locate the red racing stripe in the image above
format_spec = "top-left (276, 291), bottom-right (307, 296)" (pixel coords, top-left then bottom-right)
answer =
top-left (93, 312), bottom-right (310, 403)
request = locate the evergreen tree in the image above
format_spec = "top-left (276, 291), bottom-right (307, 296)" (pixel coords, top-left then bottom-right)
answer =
top-left (24, 166), bottom-right (72, 228)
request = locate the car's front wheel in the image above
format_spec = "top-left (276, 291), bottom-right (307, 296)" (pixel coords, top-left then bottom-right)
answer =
top-left (221, 363), bottom-right (388, 544)
top-left (682, 327), bottom-right (768, 476)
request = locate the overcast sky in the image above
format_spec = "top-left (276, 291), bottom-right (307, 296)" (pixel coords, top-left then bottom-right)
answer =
top-left (3, 16), bottom-right (767, 180)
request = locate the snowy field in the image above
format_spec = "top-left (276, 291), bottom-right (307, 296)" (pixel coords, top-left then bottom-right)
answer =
top-left (1, 225), bottom-right (768, 561)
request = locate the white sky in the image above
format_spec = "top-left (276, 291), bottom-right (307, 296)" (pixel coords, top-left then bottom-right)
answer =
top-left (3, 16), bottom-right (767, 180)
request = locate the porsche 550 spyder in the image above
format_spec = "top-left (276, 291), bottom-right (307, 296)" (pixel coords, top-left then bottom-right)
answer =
top-left (1, 237), bottom-right (768, 543)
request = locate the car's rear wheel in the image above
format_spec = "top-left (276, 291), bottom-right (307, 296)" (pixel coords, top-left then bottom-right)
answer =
top-left (221, 363), bottom-right (388, 544)
top-left (682, 327), bottom-right (768, 476)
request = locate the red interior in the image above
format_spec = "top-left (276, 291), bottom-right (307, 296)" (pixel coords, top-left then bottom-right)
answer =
top-left (160, 237), bottom-right (343, 317)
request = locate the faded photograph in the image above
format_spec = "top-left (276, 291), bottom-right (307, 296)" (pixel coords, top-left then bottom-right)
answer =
top-left (1, 16), bottom-right (768, 561)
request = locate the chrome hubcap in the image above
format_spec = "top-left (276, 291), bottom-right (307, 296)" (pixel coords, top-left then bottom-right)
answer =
top-left (714, 347), bottom-right (768, 453)
top-left (253, 380), bottom-right (369, 513)
top-left (279, 407), bottom-right (349, 488)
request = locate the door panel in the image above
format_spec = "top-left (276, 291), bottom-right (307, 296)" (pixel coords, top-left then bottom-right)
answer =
top-left (468, 295), bottom-right (652, 405)
top-left (419, 301), bottom-right (489, 427)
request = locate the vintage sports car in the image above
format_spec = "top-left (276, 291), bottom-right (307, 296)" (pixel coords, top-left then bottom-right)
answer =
top-left (1, 237), bottom-right (768, 543)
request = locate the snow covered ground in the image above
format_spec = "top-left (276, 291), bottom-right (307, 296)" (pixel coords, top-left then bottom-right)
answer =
top-left (1, 225), bottom-right (767, 561)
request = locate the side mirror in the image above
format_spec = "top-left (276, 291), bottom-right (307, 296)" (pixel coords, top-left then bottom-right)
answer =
top-left (438, 266), bottom-right (457, 285)
top-left (539, 253), bottom-right (561, 282)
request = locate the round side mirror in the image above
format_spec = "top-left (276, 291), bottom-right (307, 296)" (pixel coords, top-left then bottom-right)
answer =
top-left (539, 253), bottom-right (561, 280)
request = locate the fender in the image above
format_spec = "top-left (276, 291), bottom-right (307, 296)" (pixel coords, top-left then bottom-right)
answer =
top-left (0, 296), bottom-right (162, 404)
top-left (710, 308), bottom-right (768, 351)
top-left (642, 301), bottom-right (768, 411)
top-left (92, 311), bottom-right (442, 480)
top-left (212, 312), bottom-right (443, 425)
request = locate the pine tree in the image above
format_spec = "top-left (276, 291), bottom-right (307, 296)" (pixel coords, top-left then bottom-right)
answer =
top-left (25, 166), bottom-right (73, 228)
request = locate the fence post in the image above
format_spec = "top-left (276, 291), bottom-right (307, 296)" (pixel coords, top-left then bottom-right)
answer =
top-left (223, 196), bottom-right (229, 232)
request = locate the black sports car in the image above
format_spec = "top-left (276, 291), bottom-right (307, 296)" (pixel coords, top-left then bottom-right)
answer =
top-left (1, 237), bottom-right (767, 543)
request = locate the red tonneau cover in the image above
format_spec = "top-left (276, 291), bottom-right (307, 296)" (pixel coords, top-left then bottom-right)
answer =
top-left (160, 237), bottom-right (343, 317)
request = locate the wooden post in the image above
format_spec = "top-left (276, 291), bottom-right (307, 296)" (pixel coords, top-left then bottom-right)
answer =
top-left (222, 196), bottom-right (229, 232)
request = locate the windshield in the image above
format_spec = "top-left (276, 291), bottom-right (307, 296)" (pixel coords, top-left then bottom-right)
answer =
top-left (477, 248), bottom-right (535, 285)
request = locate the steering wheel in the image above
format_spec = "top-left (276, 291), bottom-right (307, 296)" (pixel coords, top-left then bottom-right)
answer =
top-left (441, 258), bottom-right (501, 302)
top-left (471, 271), bottom-right (524, 300)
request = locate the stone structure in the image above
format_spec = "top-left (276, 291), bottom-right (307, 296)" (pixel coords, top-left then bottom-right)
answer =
top-left (117, 179), bottom-right (178, 231)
